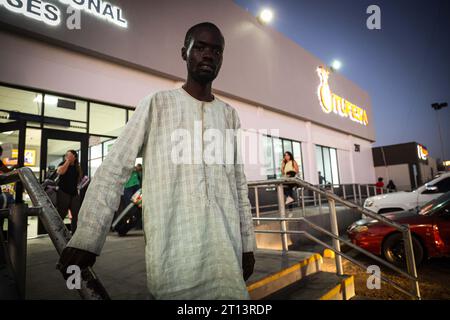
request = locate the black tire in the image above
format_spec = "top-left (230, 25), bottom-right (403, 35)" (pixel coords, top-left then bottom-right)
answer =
top-left (382, 233), bottom-right (424, 267)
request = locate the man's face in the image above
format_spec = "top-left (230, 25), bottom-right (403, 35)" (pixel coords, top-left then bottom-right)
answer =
top-left (182, 28), bottom-right (224, 84)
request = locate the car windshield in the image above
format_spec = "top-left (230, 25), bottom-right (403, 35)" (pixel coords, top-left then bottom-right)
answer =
top-left (418, 191), bottom-right (450, 216)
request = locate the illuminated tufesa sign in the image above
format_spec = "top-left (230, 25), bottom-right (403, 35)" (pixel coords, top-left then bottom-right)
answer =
top-left (0, 0), bottom-right (127, 28)
top-left (317, 66), bottom-right (369, 126)
top-left (417, 144), bottom-right (429, 161)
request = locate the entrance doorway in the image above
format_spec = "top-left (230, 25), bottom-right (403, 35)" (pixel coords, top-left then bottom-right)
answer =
top-left (37, 129), bottom-right (88, 234)
top-left (40, 129), bottom-right (88, 183)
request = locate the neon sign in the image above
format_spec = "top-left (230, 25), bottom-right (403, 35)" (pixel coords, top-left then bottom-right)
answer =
top-left (0, 0), bottom-right (127, 28)
top-left (417, 144), bottom-right (428, 161)
top-left (317, 66), bottom-right (369, 126)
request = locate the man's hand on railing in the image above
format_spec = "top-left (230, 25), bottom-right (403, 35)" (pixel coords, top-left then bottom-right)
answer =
top-left (242, 251), bottom-right (255, 281)
top-left (56, 247), bottom-right (97, 280)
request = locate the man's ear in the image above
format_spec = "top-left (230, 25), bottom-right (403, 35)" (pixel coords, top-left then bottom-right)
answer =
top-left (181, 47), bottom-right (187, 61)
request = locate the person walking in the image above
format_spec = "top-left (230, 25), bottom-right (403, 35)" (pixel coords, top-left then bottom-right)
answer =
top-left (318, 171), bottom-right (326, 186)
top-left (281, 151), bottom-right (299, 205)
top-left (56, 150), bottom-right (82, 234)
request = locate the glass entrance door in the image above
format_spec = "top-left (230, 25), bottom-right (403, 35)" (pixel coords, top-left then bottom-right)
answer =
top-left (0, 120), bottom-right (26, 199)
top-left (39, 129), bottom-right (88, 234)
top-left (40, 129), bottom-right (88, 183)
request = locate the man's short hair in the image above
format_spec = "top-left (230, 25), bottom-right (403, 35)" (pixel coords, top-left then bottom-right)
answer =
top-left (184, 22), bottom-right (224, 48)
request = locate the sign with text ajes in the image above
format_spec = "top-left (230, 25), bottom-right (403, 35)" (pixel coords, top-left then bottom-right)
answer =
top-left (0, 0), bottom-right (127, 28)
top-left (317, 66), bottom-right (369, 126)
top-left (417, 144), bottom-right (428, 161)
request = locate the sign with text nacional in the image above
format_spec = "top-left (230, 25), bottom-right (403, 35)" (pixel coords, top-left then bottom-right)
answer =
top-left (0, 0), bottom-right (127, 28)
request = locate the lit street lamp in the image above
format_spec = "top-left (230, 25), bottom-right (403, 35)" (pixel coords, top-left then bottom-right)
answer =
top-left (331, 60), bottom-right (342, 71)
top-left (257, 8), bottom-right (274, 25)
top-left (431, 102), bottom-right (448, 168)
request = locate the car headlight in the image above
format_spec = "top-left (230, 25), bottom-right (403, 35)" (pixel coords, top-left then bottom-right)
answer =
top-left (352, 225), bottom-right (369, 233)
top-left (364, 200), bottom-right (374, 207)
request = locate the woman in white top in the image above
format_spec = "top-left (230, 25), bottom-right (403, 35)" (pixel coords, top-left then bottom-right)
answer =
top-left (281, 151), bottom-right (300, 205)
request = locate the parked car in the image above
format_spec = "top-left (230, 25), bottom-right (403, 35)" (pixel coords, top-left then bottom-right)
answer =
top-left (364, 172), bottom-right (450, 214)
top-left (347, 191), bottom-right (450, 266)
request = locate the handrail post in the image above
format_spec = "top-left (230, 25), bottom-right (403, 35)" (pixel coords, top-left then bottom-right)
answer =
top-left (358, 184), bottom-right (362, 205)
top-left (247, 178), bottom-right (422, 299)
top-left (7, 202), bottom-right (28, 299)
top-left (313, 191), bottom-right (317, 206)
top-left (318, 192), bottom-right (322, 215)
top-left (402, 229), bottom-right (421, 299)
top-left (342, 185), bottom-right (346, 199)
top-left (14, 168), bottom-right (110, 300)
top-left (254, 186), bottom-right (260, 226)
top-left (328, 198), bottom-right (343, 275)
top-left (301, 187), bottom-right (305, 216)
top-left (277, 184), bottom-right (288, 252)
top-left (352, 184), bottom-right (357, 202)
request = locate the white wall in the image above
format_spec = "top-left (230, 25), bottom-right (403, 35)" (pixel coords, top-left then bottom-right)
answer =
top-left (375, 164), bottom-right (411, 191)
top-left (218, 96), bottom-right (376, 184)
top-left (0, 31), bottom-right (176, 107)
top-left (0, 30), bottom-right (376, 185)
top-left (420, 163), bottom-right (435, 184)
top-left (0, 0), bottom-right (376, 141)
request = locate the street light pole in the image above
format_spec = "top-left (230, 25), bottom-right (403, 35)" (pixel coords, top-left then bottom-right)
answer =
top-left (431, 102), bottom-right (448, 169)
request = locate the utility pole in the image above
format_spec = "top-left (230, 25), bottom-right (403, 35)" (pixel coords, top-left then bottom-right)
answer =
top-left (431, 102), bottom-right (448, 169)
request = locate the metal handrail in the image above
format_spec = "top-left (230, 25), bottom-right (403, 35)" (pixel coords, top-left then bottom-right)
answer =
top-left (256, 228), bottom-right (416, 299)
top-left (248, 177), bottom-right (421, 300)
top-left (0, 167), bottom-right (110, 300)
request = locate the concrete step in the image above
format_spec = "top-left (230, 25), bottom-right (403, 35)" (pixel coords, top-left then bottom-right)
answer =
top-left (350, 295), bottom-right (380, 300)
top-left (263, 272), bottom-right (355, 300)
top-left (246, 249), bottom-right (323, 300)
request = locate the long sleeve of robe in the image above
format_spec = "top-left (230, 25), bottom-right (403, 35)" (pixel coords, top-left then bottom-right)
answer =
top-left (67, 87), bottom-right (256, 299)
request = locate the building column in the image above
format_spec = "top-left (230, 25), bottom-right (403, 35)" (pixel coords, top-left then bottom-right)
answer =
top-left (304, 121), bottom-right (316, 184)
top-left (348, 135), bottom-right (356, 184)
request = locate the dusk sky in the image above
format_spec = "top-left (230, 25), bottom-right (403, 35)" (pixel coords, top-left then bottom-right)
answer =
top-left (234, 0), bottom-right (450, 162)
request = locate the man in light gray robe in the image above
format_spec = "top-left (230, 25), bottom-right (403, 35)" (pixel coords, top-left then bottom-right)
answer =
top-left (58, 22), bottom-right (256, 299)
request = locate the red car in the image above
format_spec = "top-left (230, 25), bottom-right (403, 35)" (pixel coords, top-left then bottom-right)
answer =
top-left (347, 191), bottom-right (450, 266)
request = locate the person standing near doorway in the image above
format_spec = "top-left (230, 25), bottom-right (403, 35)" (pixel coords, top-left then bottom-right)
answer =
top-left (281, 151), bottom-right (299, 205)
top-left (56, 150), bottom-right (82, 234)
top-left (375, 177), bottom-right (384, 194)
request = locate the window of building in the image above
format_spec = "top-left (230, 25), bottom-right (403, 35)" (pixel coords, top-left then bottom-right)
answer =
top-left (43, 94), bottom-right (87, 122)
top-left (316, 145), bottom-right (340, 185)
top-left (260, 135), bottom-right (275, 178)
top-left (88, 136), bottom-right (116, 177)
top-left (260, 135), bottom-right (304, 179)
top-left (0, 85), bottom-right (42, 118)
top-left (128, 109), bottom-right (134, 121)
top-left (89, 103), bottom-right (126, 136)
